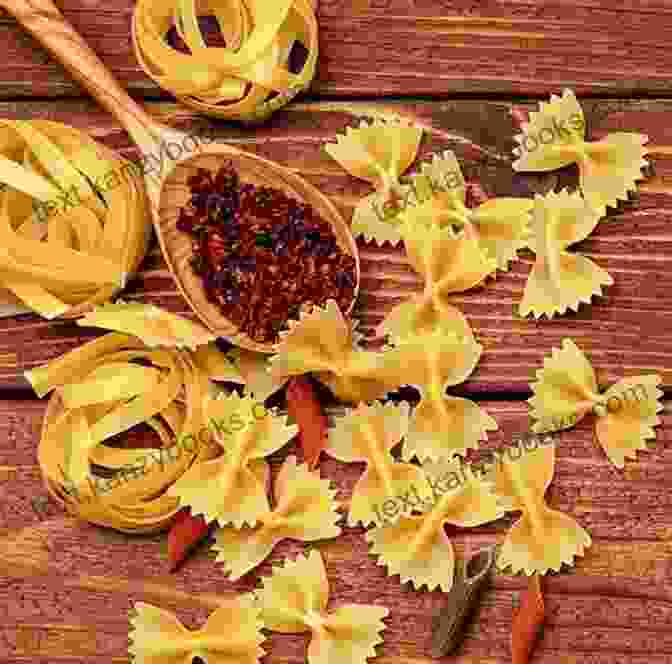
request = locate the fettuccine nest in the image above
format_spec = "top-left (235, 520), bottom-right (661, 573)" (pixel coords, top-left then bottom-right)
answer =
top-left (0, 120), bottom-right (150, 319)
top-left (27, 303), bottom-right (239, 534)
top-left (132, 0), bottom-right (318, 123)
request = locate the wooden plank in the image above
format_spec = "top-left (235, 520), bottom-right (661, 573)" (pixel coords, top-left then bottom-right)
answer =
top-left (2, 399), bottom-right (672, 663)
top-left (0, 98), bottom-right (670, 393)
top-left (3, 0), bottom-right (672, 98)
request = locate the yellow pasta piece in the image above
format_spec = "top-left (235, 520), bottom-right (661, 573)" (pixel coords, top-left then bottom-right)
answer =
top-left (26, 306), bottom-right (244, 533)
top-left (490, 443), bottom-right (591, 575)
top-left (377, 329), bottom-right (497, 461)
top-left (167, 392), bottom-right (297, 527)
top-left (192, 341), bottom-right (241, 381)
top-left (512, 88), bottom-right (649, 213)
top-left (270, 299), bottom-right (396, 403)
top-left (0, 120), bottom-right (149, 319)
top-left (379, 220), bottom-right (496, 344)
top-left (226, 346), bottom-right (287, 400)
top-left (254, 550), bottom-right (389, 664)
top-left (519, 189), bottom-right (613, 318)
top-left (529, 338), bottom-right (663, 468)
top-left (366, 458), bottom-right (502, 591)
top-left (325, 117), bottom-right (423, 245)
top-left (78, 301), bottom-right (214, 349)
top-left (133, 0), bottom-right (318, 122)
top-left (212, 455), bottom-right (341, 580)
top-left (325, 401), bottom-right (424, 526)
top-left (399, 151), bottom-right (532, 270)
top-left (128, 599), bottom-right (266, 664)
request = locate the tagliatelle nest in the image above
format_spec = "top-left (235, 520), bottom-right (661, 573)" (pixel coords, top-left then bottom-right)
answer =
top-left (0, 120), bottom-right (150, 319)
top-left (26, 303), bottom-right (246, 534)
top-left (132, 0), bottom-right (319, 123)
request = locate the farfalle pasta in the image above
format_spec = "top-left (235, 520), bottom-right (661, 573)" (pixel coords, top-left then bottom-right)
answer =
top-left (488, 443), bottom-right (592, 575)
top-left (129, 598), bottom-right (265, 664)
top-left (529, 338), bottom-right (663, 468)
top-left (0, 120), bottom-right (149, 319)
top-left (512, 88), bottom-right (649, 213)
top-left (167, 391), bottom-right (297, 527)
top-left (254, 550), bottom-right (389, 664)
top-left (324, 116), bottom-right (423, 244)
top-left (270, 299), bottom-right (397, 403)
top-left (26, 304), bottom-right (220, 533)
top-left (132, 0), bottom-right (318, 122)
top-left (366, 458), bottom-right (502, 592)
top-left (212, 455), bottom-right (341, 580)
top-left (398, 151), bottom-right (533, 270)
top-left (325, 401), bottom-right (424, 526)
top-left (379, 220), bottom-right (496, 343)
top-left (519, 189), bottom-right (613, 318)
top-left (379, 330), bottom-right (497, 461)
top-left (226, 346), bottom-right (288, 401)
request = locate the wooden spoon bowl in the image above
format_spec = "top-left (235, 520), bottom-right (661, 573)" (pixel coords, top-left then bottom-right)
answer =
top-left (5, 0), bottom-right (359, 353)
top-left (160, 146), bottom-right (360, 352)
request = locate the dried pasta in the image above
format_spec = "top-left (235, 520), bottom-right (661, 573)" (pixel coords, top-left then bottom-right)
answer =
top-left (529, 338), bottom-right (663, 468)
top-left (167, 391), bottom-right (297, 527)
top-left (0, 120), bottom-right (149, 319)
top-left (366, 458), bottom-right (502, 591)
top-left (133, 0), bottom-right (319, 122)
top-left (26, 304), bottom-right (222, 533)
top-left (519, 189), bottom-right (613, 318)
top-left (128, 598), bottom-right (265, 664)
top-left (325, 401), bottom-right (423, 526)
top-left (254, 550), bottom-right (389, 664)
top-left (324, 116), bottom-right (423, 244)
top-left (398, 151), bottom-right (533, 270)
top-left (269, 299), bottom-right (397, 403)
top-left (212, 455), bottom-right (341, 580)
top-left (380, 329), bottom-right (498, 460)
top-left (512, 88), bottom-right (649, 213)
top-left (378, 220), bottom-right (496, 344)
top-left (489, 443), bottom-right (592, 575)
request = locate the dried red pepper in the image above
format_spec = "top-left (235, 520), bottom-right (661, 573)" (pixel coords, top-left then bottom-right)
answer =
top-left (511, 573), bottom-right (545, 664)
top-left (177, 163), bottom-right (357, 344)
top-left (286, 376), bottom-right (328, 469)
top-left (167, 507), bottom-right (211, 572)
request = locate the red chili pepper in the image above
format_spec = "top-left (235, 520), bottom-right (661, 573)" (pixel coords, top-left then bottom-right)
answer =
top-left (511, 573), bottom-right (545, 664)
top-left (286, 376), bottom-right (328, 469)
top-left (167, 507), bottom-right (211, 572)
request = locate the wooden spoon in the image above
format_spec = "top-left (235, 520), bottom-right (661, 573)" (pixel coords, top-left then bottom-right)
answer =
top-left (3, 0), bottom-right (360, 353)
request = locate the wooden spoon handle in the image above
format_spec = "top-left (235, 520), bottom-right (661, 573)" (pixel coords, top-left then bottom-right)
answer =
top-left (2, 0), bottom-right (160, 154)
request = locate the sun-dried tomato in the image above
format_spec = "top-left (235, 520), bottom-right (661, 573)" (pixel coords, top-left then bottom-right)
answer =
top-left (178, 163), bottom-right (356, 343)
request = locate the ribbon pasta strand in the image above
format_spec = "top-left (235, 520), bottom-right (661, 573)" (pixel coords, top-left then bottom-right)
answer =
top-left (132, 0), bottom-right (319, 122)
top-left (0, 120), bottom-right (149, 319)
top-left (26, 304), bottom-right (225, 533)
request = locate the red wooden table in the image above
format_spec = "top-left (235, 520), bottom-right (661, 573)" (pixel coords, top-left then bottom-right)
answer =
top-left (1, 1), bottom-right (672, 662)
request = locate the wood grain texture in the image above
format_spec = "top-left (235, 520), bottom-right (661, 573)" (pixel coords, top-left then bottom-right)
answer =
top-left (2, 0), bottom-right (672, 98)
top-left (0, 97), bottom-right (669, 393)
top-left (2, 399), bottom-right (672, 663)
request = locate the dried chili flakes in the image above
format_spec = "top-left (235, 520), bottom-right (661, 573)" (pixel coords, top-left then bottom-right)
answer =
top-left (177, 163), bottom-right (357, 343)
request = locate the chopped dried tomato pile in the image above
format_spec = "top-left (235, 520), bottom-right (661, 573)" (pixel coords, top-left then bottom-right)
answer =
top-left (177, 163), bottom-right (357, 343)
